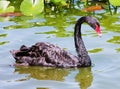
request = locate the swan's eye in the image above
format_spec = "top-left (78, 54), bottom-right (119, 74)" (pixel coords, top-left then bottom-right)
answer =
top-left (95, 24), bottom-right (102, 37)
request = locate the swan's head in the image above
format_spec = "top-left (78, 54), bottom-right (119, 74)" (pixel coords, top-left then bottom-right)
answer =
top-left (85, 16), bottom-right (102, 37)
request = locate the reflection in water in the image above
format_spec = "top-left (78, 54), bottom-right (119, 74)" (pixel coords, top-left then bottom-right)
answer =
top-left (15, 66), bottom-right (70, 81)
top-left (76, 67), bottom-right (92, 89)
top-left (15, 66), bottom-right (93, 89)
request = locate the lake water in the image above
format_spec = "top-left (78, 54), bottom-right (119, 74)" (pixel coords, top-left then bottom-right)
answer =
top-left (0, 2), bottom-right (120, 89)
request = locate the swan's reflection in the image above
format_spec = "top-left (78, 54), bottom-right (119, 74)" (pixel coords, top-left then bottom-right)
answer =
top-left (15, 66), bottom-right (92, 89)
top-left (15, 66), bottom-right (69, 81)
top-left (75, 67), bottom-right (92, 89)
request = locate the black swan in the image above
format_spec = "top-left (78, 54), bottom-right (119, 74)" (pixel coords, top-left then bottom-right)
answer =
top-left (10, 16), bottom-right (102, 68)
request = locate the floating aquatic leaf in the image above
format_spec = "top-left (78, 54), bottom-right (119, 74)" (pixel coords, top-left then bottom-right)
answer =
top-left (101, 15), bottom-right (120, 33)
top-left (109, 0), bottom-right (120, 6)
top-left (0, 1), bottom-right (14, 13)
top-left (0, 41), bottom-right (9, 45)
top-left (61, 0), bottom-right (67, 6)
top-left (35, 30), bottom-right (73, 37)
top-left (37, 88), bottom-right (49, 89)
top-left (0, 34), bottom-right (7, 38)
top-left (50, 0), bottom-right (61, 4)
top-left (88, 48), bottom-right (103, 53)
top-left (50, 0), bottom-right (67, 6)
top-left (4, 23), bottom-right (34, 30)
top-left (107, 36), bottom-right (120, 44)
top-left (116, 48), bottom-right (120, 53)
top-left (20, 0), bottom-right (44, 16)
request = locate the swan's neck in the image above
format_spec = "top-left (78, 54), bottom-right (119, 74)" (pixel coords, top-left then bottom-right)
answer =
top-left (74, 19), bottom-right (90, 62)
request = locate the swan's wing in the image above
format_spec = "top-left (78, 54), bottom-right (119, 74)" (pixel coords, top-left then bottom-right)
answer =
top-left (10, 42), bottom-right (79, 68)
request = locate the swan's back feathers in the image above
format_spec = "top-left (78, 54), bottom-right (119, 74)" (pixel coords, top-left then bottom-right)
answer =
top-left (11, 42), bottom-right (80, 68)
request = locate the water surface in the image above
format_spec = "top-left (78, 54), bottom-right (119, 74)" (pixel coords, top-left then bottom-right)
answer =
top-left (0, 3), bottom-right (120, 89)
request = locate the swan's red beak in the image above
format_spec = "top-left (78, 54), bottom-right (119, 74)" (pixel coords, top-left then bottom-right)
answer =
top-left (95, 24), bottom-right (102, 37)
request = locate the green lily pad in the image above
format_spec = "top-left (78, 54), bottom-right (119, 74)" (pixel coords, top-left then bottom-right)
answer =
top-left (107, 36), bottom-right (120, 44)
top-left (50, 0), bottom-right (67, 6)
top-left (20, 0), bottom-right (44, 16)
top-left (116, 48), bottom-right (120, 53)
top-left (88, 48), bottom-right (103, 53)
top-left (109, 0), bottom-right (120, 6)
top-left (0, 41), bottom-right (9, 45)
top-left (0, 34), bottom-right (7, 38)
top-left (50, 0), bottom-right (61, 4)
top-left (0, 1), bottom-right (14, 13)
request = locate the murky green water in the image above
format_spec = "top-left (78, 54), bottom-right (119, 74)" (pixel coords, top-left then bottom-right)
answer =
top-left (0, 2), bottom-right (120, 89)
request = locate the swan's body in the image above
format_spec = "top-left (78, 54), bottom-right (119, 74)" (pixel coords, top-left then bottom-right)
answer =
top-left (10, 16), bottom-right (101, 68)
top-left (11, 42), bottom-right (80, 67)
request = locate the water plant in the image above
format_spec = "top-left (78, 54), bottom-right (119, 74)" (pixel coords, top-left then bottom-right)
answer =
top-left (20, 0), bottom-right (44, 16)
top-left (0, 1), bottom-right (14, 13)
top-left (109, 0), bottom-right (120, 6)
